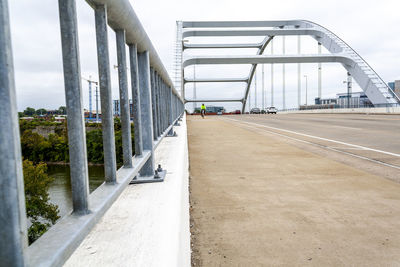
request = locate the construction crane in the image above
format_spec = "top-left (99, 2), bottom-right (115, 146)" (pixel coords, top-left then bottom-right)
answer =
top-left (82, 76), bottom-right (99, 121)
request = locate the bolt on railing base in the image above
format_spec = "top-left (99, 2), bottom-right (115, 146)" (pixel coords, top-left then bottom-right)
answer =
top-left (174, 121), bottom-right (181, 126)
top-left (167, 131), bottom-right (178, 137)
top-left (130, 165), bottom-right (167, 184)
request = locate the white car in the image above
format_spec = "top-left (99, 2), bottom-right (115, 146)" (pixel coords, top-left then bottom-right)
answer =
top-left (267, 107), bottom-right (277, 114)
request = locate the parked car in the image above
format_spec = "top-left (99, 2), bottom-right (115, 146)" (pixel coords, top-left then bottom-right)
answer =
top-left (250, 108), bottom-right (261, 114)
top-left (266, 107), bottom-right (277, 114)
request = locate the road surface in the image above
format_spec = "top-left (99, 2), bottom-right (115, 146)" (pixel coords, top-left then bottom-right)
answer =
top-left (188, 114), bottom-right (400, 266)
top-left (226, 113), bottom-right (400, 181)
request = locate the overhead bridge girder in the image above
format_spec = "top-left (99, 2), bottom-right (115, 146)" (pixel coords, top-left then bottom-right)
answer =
top-left (179, 20), bottom-right (400, 112)
top-left (182, 29), bottom-right (323, 39)
top-left (183, 54), bottom-right (352, 66)
top-left (183, 43), bottom-right (262, 49)
top-left (184, 78), bottom-right (248, 83)
top-left (185, 99), bottom-right (243, 103)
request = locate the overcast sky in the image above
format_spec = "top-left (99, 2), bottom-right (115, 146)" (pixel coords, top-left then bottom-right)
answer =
top-left (8, 0), bottom-right (400, 112)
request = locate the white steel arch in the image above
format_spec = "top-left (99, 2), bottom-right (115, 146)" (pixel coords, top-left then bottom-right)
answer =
top-left (178, 20), bottom-right (400, 113)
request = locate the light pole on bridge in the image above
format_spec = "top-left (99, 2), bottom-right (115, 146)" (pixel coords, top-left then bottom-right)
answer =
top-left (343, 72), bottom-right (352, 108)
top-left (303, 75), bottom-right (308, 106)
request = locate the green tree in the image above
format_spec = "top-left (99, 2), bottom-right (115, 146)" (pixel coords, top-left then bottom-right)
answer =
top-left (36, 108), bottom-right (47, 116)
top-left (24, 107), bottom-right (36, 116)
top-left (58, 106), bottom-right (67, 115)
top-left (86, 129), bottom-right (104, 163)
top-left (23, 160), bottom-right (60, 244)
top-left (20, 130), bottom-right (51, 162)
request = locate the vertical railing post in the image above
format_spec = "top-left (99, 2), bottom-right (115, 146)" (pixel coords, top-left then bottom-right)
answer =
top-left (168, 87), bottom-right (171, 124)
top-left (58, 0), bottom-right (89, 214)
top-left (115, 29), bottom-right (133, 168)
top-left (156, 75), bottom-right (161, 137)
top-left (159, 80), bottom-right (163, 132)
top-left (163, 83), bottom-right (167, 130)
top-left (160, 81), bottom-right (164, 132)
top-left (0, 0), bottom-right (28, 264)
top-left (150, 68), bottom-right (158, 141)
top-left (128, 44), bottom-right (143, 157)
top-left (94, 4), bottom-right (117, 183)
top-left (162, 83), bottom-right (166, 130)
top-left (167, 86), bottom-right (175, 136)
top-left (172, 94), bottom-right (174, 118)
top-left (138, 51), bottom-right (155, 176)
top-left (159, 80), bottom-right (163, 133)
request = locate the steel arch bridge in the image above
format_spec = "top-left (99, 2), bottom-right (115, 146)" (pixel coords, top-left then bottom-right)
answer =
top-left (176, 20), bottom-right (400, 113)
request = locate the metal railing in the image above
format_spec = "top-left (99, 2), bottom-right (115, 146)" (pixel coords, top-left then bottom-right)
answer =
top-left (0, 0), bottom-right (184, 266)
top-left (279, 103), bottom-right (400, 112)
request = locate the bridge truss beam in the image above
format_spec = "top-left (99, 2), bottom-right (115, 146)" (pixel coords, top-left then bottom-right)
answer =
top-left (184, 77), bottom-right (248, 83)
top-left (179, 20), bottom-right (400, 113)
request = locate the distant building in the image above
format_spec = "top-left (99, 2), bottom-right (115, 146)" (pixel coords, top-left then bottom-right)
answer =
top-left (336, 92), bottom-right (373, 108)
top-left (315, 97), bottom-right (337, 105)
top-left (206, 106), bottom-right (225, 113)
top-left (193, 105), bottom-right (225, 114)
top-left (311, 92), bottom-right (372, 109)
top-left (46, 110), bottom-right (59, 116)
top-left (388, 80), bottom-right (400, 98)
top-left (54, 116), bottom-right (67, 122)
top-left (113, 99), bottom-right (133, 117)
top-left (113, 100), bottom-right (120, 116)
top-left (395, 80), bottom-right (400, 98)
top-left (388, 82), bottom-right (395, 91)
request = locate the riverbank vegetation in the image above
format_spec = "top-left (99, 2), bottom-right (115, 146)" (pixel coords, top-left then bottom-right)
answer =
top-left (23, 160), bottom-right (60, 244)
top-left (20, 117), bottom-right (135, 243)
top-left (20, 118), bottom-right (134, 165)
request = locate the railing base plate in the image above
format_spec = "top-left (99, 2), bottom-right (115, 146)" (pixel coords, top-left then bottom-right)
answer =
top-left (167, 131), bottom-right (178, 137)
top-left (129, 170), bottom-right (167, 184)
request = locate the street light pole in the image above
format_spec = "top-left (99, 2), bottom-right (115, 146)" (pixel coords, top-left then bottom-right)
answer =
top-left (303, 75), bottom-right (308, 106)
top-left (343, 72), bottom-right (352, 108)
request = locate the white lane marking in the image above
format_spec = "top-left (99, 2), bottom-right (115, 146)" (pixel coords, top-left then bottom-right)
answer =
top-left (330, 125), bottom-right (361, 131)
top-left (233, 121), bottom-right (400, 171)
top-left (223, 117), bottom-right (400, 158)
top-left (225, 119), bottom-right (400, 170)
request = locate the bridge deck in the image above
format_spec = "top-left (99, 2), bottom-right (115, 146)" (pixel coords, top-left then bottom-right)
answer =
top-left (188, 115), bottom-right (400, 266)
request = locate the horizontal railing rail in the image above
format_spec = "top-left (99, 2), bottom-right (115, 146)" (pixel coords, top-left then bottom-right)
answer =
top-left (0, 0), bottom-right (184, 266)
top-left (279, 103), bottom-right (400, 112)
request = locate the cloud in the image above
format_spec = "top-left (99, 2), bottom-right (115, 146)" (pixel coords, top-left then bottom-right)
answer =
top-left (7, 0), bottom-right (400, 111)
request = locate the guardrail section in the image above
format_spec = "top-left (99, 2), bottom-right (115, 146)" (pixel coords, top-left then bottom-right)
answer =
top-left (0, 0), bottom-right (184, 266)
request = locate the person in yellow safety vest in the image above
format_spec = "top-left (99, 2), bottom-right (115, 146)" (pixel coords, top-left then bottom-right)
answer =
top-left (200, 103), bottom-right (206, 118)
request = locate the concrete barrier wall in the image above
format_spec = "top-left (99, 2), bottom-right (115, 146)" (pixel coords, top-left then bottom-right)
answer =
top-left (280, 107), bottom-right (400, 114)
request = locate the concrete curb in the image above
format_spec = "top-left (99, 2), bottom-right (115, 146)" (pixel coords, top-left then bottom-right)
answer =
top-left (64, 114), bottom-right (190, 267)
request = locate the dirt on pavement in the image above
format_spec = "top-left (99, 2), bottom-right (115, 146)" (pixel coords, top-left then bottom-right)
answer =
top-left (187, 116), bottom-right (400, 266)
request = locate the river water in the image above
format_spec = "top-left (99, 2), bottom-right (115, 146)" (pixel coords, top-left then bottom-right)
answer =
top-left (47, 165), bottom-right (105, 218)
